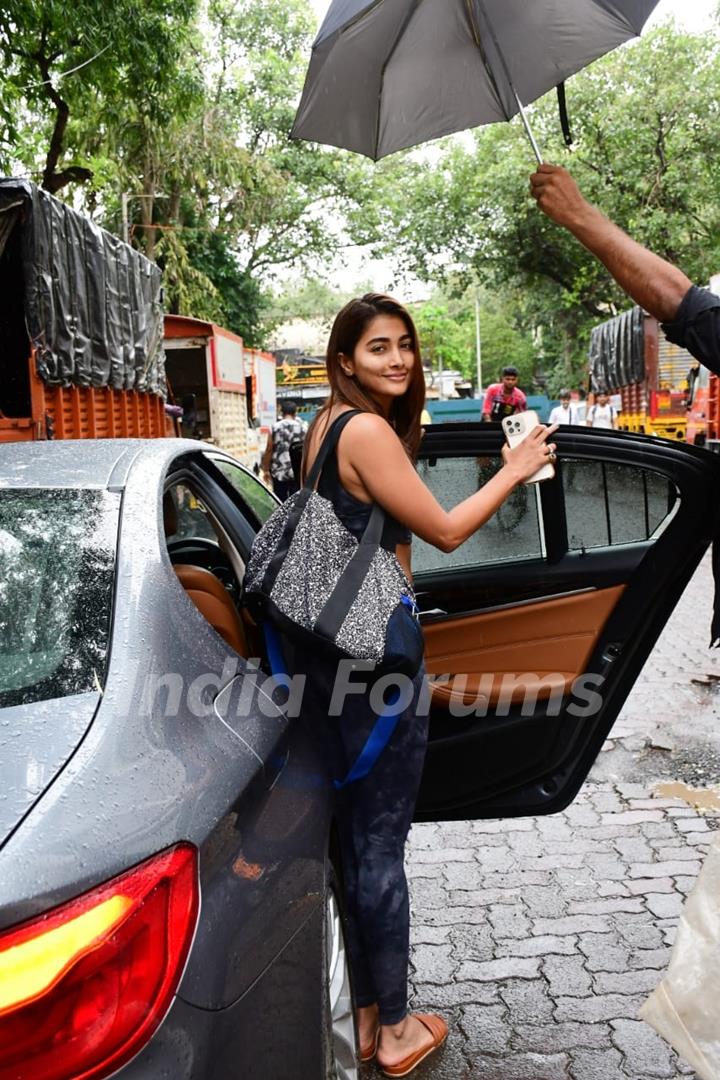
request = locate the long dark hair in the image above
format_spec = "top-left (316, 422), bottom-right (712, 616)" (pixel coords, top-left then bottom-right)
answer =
top-left (309, 293), bottom-right (425, 460)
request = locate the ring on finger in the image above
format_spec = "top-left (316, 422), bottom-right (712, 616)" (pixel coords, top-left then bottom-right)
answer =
top-left (547, 450), bottom-right (557, 463)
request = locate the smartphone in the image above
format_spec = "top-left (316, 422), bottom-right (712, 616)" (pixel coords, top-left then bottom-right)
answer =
top-left (502, 410), bottom-right (555, 483)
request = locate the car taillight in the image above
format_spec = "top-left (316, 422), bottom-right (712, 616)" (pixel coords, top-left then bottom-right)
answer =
top-left (0, 843), bottom-right (199, 1080)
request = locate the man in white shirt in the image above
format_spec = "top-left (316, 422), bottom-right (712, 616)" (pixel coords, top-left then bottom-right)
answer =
top-left (548, 389), bottom-right (580, 425)
top-left (586, 392), bottom-right (617, 430)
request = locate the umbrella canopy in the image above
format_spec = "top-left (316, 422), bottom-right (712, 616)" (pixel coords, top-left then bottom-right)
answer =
top-left (292, 0), bottom-right (661, 161)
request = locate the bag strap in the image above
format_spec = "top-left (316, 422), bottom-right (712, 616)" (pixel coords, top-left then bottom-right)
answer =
top-left (262, 622), bottom-right (404, 788)
top-left (304, 409), bottom-right (362, 489)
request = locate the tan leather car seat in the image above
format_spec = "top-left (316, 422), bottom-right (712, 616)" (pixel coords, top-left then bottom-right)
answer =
top-left (173, 563), bottom-right (249, 656)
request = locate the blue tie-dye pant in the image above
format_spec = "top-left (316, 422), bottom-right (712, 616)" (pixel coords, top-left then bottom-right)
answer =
top-left (290, 645), bottom-right (429, 1026)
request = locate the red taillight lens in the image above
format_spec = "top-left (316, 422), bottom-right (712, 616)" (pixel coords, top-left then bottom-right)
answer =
top-left (0, 843), bottom-right (199, 1080)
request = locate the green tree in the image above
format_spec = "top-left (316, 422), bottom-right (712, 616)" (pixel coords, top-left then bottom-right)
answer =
top-left (0, 0), bottom-right (198, 192)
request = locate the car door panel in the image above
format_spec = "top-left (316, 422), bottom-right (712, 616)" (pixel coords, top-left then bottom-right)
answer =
top-left (424, 584), bottom-right (625, 709)
top-left (414, 425), bottom-right (720, 821)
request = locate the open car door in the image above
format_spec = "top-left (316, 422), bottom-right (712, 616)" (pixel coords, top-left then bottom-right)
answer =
top-left (414, 424), bottom-right (720, 821)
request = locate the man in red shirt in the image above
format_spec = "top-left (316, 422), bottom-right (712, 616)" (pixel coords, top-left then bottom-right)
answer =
top-left (481, 366), bottom-right (528, 422)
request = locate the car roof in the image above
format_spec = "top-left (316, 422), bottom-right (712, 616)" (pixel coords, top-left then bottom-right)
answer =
top-left (0, 438), bottom-right (206, 490)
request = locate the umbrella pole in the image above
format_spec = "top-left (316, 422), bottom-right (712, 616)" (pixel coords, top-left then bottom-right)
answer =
top-left (513, 91), bottom-right (543, 165)
top-left (474, 0), bottom-right (544, 163)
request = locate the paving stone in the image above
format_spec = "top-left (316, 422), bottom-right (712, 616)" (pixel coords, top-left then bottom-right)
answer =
top-left (522, 885), bottom-right (569, 918)
top-left (412, 905), bottom-right (489, 926)
top-left (569, 1047), bottom-right (628, 1080)
top-left (555, 993), bottom-right (647, 1023)
top-left (600, 810), bottom-right (665, 825)
top-left (674, 816), bottom-right (710, 833)
top-left (543, 955), bottom-right (592, 998)
top-left (459, 1004), bottom-right (512, 1055)
top-left (630, 860), bottom-right (702, 878)
top-left (673, 875), bottom-right (699, 896)
top-left (661, 924), bottom-right (677, 946)
top-left (611, 1018), bottom-right (677, 1078)
top-left (407, 862), bottom-right (447, 881)
top-left (409, 881), bottom-right (456, 909)
top-left (577, 933), bottom-right (631, 973)
top-left (583, 853), bottom-right (629, 881)
top-left (640, 822), bottom-right (678, 839)
top-left (534, 914), bottom-right (612, 937)
top-left (627, 947), bottom-right (671, 970)
top-left (553, 870), bottom-right (603, 901)
top-left (594, 968), bottom-right (662, 995)
top-left (411, 943), bottom-right (459, 984)
top-left (613, 914), bottom-right (665, 950)
top-left (411, 925), bottom-right (451, 945)
top-left (409, 980), bottom-right (498, 1010)
top-left (444, 860), bottom-right (505, 889)
top-left (449, 924), bottom-right (495, 963)
top-left (499, 978), bottom-right (555, 1023)
top-left (487, 903), bottom-right (530, 939)
top-left (567, 898), bottom-right (645, 916)
top-left (471, 870), bottom-right (549, 890)
top-left (644, 892), bottom-right (685, 919)
top-left (456, 957), bottom-right (540, 983)
top-left (412, 846), bottom-right (478, 863)
top-left (468, 1052), bottom-right (571, 1080)
top-left (474, 845), bottom-right (519, 870)
top-left (613, 836), bottom-right (656, 862)
top-left (589, 791), bottom-right (626, 813)
top-left (681, 833), bottom-right (713, 848)
top-left (495, 935), bottom-right (577, 959)
top-left (616, 783), bottom-right (652, 799)
top-left (626, 877), bottom-right (675, 895)
top-left (472, 818), bottom-right (535, 834)
top-left (513, 1022), bottom-right (610, 1055)
top-left (596, 880), bottom-right (631, 897)
top-left (654, 845), bottom-right (708, 862)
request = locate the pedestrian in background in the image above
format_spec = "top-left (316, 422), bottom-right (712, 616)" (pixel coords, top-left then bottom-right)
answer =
top-left (261, 400), bottom-right (307, 500)
top-left (587, 392), bottom-right (618, 430)
top-left (482, 365), bottom-right (528, 421)
top-left (529, 164), bottom-right (720, 372)
top-left (548, 389), bottom-right (581, 425)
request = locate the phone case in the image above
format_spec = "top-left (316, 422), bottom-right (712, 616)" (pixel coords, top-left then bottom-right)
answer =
top-left (502, 411), bottom-right (555, 483)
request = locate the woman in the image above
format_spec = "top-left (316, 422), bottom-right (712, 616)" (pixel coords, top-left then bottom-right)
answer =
top-left (298, 294), bottom-right (556, 1077)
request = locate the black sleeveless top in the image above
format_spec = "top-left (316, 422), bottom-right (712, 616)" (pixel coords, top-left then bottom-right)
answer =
top-left (316, 413), bottom-right (412, 551)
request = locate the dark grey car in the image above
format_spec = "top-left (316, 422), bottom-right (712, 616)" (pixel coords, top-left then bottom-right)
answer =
top-left (0, 439), bottom-right (355, 1080)
top-left (1, 428), bottom-right (718, 1080)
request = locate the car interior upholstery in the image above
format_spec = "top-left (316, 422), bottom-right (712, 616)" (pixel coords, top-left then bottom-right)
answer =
top-left (424, 585), bottom-right (625, 709)
top-left (163, 487), bottom-right (251, 657)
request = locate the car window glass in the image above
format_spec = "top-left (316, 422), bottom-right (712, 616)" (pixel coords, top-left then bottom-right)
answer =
top-left (413, 456), bottom-right (544, 574)
top-left (165, 482), bottom-right (218, 542)
top-left (563, 460), bottom-right (678, 550)
top-left (211, 458), bottom-right (277, 525)
top-left (0, 489), bottom-right (118, 708)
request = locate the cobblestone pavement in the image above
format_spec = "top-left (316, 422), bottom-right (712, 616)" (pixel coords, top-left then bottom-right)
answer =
top-left (362, 554), bottom-right (720, 1080)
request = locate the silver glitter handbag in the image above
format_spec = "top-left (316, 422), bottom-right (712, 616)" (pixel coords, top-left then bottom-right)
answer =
top-left (244, 410), bottom-right (423, 675)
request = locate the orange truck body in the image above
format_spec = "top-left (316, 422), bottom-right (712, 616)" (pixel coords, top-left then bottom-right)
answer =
top-left (589, 308), bottom-right (693, 442)
top-left (0, 178), bottom-right (170, 444)
top-left (163, 315), bottom-right (276, 469)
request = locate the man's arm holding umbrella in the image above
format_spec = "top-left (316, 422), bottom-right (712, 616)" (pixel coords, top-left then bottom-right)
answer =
top-left (530, 164), bottom-right (720, 372)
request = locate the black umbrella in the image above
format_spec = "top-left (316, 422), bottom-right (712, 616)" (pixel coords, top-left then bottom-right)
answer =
top-left (292, 0), bottom-right (661, 161)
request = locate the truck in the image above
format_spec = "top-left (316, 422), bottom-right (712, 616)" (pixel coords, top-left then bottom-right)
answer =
top-left (588, 307), bottom-right (695, 441)
top-left (683, 276), bottom-right (720, 449)
top-left (0, 178), bottom-right (169, 442)
top-left (163, 315), bottom-right (276, 470)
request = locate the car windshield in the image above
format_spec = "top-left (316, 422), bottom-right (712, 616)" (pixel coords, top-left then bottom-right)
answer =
top-left (0, 488), bottom-right (119, 708)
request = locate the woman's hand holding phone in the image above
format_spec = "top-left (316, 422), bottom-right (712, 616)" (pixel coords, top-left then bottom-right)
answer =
top-left (501, 413), bottom-right (558, 484)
